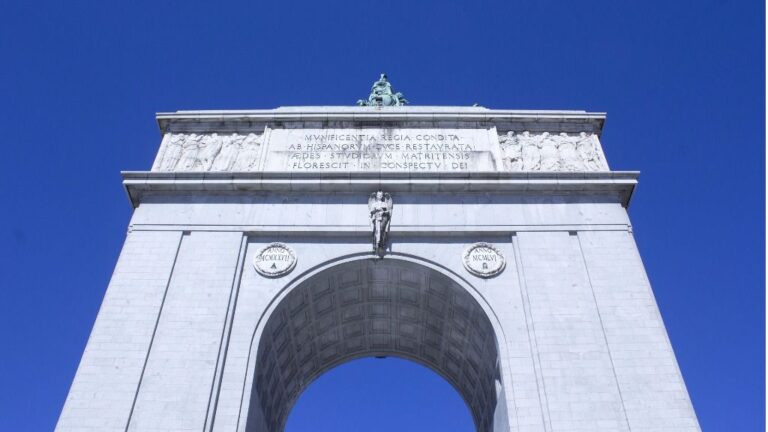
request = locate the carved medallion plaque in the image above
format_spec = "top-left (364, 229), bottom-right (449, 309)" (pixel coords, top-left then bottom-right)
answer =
top-left (463, 243), bottom-right (505, 277)
top-left (253, 243), bottom-right (297, 277)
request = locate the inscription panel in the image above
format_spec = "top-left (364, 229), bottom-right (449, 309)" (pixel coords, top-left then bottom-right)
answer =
top-left (253, 243), bottom-right (297, 277)
top-left (263, 128), bottom-right (499, 172)
top-left (463, 242), bottom-right (506, 277)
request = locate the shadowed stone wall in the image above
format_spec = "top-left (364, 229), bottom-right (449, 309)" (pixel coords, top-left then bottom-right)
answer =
top-left (250, 259), bottom-right (499, 432)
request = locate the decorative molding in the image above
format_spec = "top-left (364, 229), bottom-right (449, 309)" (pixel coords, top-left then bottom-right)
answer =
top-left (155, 108), bottom-right (607, 135)
top-left (122, 171), bottom-right (640, 209)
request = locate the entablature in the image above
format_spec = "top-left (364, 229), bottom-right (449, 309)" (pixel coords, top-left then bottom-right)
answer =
top-left (122, 171), bottom-right (638, 209)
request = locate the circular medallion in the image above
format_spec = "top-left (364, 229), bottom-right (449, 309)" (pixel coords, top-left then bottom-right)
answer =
top-left (253, 243), bottom-right (297, 277)
top-left (463, 243), bottom-right (505, 278)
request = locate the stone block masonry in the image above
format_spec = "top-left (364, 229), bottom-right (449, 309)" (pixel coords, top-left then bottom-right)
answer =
top-left (58, 106), bottom-right (700, 432)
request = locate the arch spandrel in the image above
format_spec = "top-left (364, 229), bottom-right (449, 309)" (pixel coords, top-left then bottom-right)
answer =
top-left (242, 257), bottom-right (509, 432)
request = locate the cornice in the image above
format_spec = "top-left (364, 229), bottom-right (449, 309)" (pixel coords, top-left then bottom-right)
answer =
top-left (156, 107), bottom-right (606, 135)
top-left (122, 171), bottom-right (637, 209)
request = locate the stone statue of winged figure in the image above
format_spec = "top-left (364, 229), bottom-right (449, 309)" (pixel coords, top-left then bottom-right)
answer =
top-left (368, 191), bottom-right (393, 257)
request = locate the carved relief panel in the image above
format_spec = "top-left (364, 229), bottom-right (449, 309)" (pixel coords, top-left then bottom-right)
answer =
top-left (150, 129), bottom-right (609, 173)
top-left (497, 131), bottom-right (608, 172)
top-left (152, 132), bottom-right (264, 172)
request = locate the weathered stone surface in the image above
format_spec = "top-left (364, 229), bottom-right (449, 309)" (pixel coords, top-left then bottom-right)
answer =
top-left (264, 128), bottom-right (498, 172)
top-left (498, 131), bottom-right (608, 171)
top-left (151, 129), bottom-right (609, 173)
top-left (150, 107), bottom-right (611, 173)
top-left (58, 106), bottom-right (700, 432)
top-left (152, 132), bottom-right (264, 172)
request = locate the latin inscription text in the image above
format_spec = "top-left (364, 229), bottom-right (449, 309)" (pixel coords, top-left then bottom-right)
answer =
top-left (266, 129), bottom-right (495, 172)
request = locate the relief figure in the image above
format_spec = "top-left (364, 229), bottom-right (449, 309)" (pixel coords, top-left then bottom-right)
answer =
top-left (539, 132), bottom-right (560, 171)
top-left (519, 131), bottom-right (540, 171)
top-left (177, 134), bottom-right (203, 171)
top-left (232, 133), bottom-right (262, 171)
top-left (198, 134), bottom-right (223, 171)
top-left (556, 132), bottom-right (583, 171)
top-left (499, 131), bottom-right (523, 171)
top-left (576, 132), bottom-right (604, 171)
top-left (159, 134), bottom-right (185, 171)
top-left (211, 134), bottom-right (244, 171)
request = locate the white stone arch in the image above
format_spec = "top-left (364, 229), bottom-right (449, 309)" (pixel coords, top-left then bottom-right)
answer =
top-left (237, 253), bottom-right (515, 432)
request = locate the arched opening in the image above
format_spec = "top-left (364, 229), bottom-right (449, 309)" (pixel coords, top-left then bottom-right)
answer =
top-left (246, 258), bottom-right (502, 432)
top-left (284, 357), bottom-right (475, 432)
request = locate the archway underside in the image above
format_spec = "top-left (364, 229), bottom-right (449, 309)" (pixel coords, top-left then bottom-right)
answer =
top-left (250, 259), bottom-right (500, 432)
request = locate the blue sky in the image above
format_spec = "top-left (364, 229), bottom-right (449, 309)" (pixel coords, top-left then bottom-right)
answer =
top-left (0, 1), bottom-right (764, 431)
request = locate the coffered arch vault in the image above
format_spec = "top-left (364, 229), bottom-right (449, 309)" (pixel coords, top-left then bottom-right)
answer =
top-left (245, 258), bottom-right (504, 432)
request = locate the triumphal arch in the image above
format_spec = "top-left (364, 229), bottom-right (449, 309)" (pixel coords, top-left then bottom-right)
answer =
top-left (58, 76), bottom-right (701, 431)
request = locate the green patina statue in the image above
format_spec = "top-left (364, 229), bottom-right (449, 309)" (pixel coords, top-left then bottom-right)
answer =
top-left (357, 73), bottom-right (408, 107)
